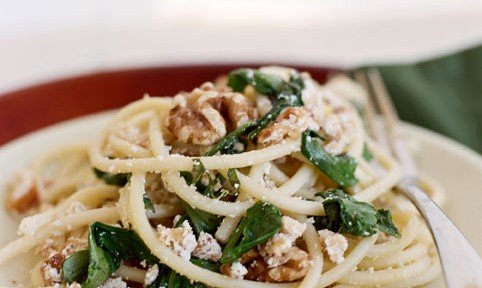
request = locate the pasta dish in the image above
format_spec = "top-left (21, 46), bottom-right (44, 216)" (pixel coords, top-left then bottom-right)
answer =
top-left (0, 66), bottom-right (444, 287)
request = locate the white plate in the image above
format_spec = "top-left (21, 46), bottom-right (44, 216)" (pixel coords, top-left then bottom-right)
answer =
top-left (0, 111), bottom-right (481, 286)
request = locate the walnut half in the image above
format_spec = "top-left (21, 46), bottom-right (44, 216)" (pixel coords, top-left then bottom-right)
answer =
top-left (167, 82), bottom-right (257, 146)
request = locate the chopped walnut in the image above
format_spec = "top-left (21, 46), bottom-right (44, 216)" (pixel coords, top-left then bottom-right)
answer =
top-left (257, 107), bottom-right (319, 146)
top-left (157, 220), bottom-right (197, 260)
top-left (266, 247), bottom-right (311, 282)
top-left (258, 216), bottom-right (306, 267)
top-left (220, 261), bottom-right (248, 279)
top-left (318, 229), bottom-right (348, 264)
top-left (167, 82), bottom-right (257, 145)
top-left (243, 247), bottom-right (310, 282)
top-left (192, 232), bottom-right (222, 262)
top-left (6, 170), bottom-right (39, 214)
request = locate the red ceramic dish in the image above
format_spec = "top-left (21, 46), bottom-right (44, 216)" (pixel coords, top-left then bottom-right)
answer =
top-left (0, 65), bottom-right (334, 146)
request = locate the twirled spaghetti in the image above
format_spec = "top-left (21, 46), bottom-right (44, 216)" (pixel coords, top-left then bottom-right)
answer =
top-left (1, 66), bottom-right (443, 288)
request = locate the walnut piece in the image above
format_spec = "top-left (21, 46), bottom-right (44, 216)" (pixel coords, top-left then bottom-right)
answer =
top-left (6, 170), bottom-right (39, 214)
top-left (266, 247), bottom-right (311, 282)
top-left (257, 107), bottom-right (319, 146)
top-left (258, 216), bottom-right (306, 267)
top-left (167, 82), bottom-right (257, 145)
top-left (243, 247), bottom-right (310, 282)
top-left (222, 217), bottom-right (310, 283)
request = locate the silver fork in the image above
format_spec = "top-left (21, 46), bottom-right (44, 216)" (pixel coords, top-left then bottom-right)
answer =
top-left (354, 68), bottom-right (482, 288)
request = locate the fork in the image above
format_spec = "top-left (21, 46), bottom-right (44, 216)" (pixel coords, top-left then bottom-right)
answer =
top-left (353, 68), bottom-right (482, 288)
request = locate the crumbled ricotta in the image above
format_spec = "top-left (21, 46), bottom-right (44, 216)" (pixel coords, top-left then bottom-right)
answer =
top-left (157, 220), bottom-right (197, 260)
top-left (98, 277), bottom-right (128, 288)
top-left (259, 216), bottom-right (306, 267)
top-left (42, 264), bottom-right (61, 283)
top-left (223, 261), bottom-right (248, 279)
top-left (318, 229), bottom-right (348, 264)
top-left (145, 264), bottom-right (159, 286)
top-left (192, 232), bottom-right (222, 262)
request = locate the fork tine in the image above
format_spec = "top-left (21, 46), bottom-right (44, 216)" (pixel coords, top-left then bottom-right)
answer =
top-left (353, 70), bottom-right (385, 146)
top-left (365, 68), bottom-right (419, 177)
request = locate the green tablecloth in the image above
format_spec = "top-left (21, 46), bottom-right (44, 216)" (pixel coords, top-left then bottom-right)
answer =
top-left (377, 45), bottom-right (482, 154)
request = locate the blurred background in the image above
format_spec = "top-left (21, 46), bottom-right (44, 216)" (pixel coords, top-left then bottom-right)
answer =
top-left (0, 0), bottom-right (481, 152)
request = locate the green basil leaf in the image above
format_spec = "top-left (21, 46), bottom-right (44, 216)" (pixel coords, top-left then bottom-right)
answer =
top-left (362, 143), bottom-right (374, 161)
top-left (93, 168), bottom-right (131, 187)
top-left (221, 201), bottom-right (282, 263)
top-left (143, 194), bottom-right (155, 213)
top-left (61, 249), bottom-right (89, 283)
top-left (181, 201), bottom-right (222, 236)
top-left (301, 130), bottom-right (358, 187)
top-left (314, 189), bottom-right (400, 237)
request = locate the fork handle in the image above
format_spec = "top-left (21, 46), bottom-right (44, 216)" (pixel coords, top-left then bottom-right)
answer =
top-left (399, 179), bottom-right (482, 288)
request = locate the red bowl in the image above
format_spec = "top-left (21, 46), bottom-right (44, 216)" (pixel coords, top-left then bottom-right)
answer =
top-left (0, 65), bottom-right (335, 145)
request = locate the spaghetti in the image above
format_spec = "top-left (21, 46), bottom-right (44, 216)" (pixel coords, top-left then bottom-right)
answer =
top-left (1, 66), bottom-right (443, 287)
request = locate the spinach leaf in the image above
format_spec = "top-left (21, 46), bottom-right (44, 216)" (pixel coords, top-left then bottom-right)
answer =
top-left (221, 201), bottom-right (282, 264)
top-left (362, 143), bottom-right (374, 161)
top-left (93, 168), bottom-right (131, 187)
top-left (147, 259), bottom-right (212, 288)
top-left (314, 189), bottom-right (400, 237)
top-left (143, 194), bottom-right (155, 213)
top-left (206, 68), bottom-right (306, 155)
top-left (191, 258), bottom-right (220, 272)
top-left (227, 168), bottom-right (240, 192)
top-left (192, 159), bottom-right (206, 184)
top-left (62, 249), bottom-right (89, 283)
top-left (205, 121), bottom-right (256, 156)
top-left (180, 200), bottom-right (222, 236)
top-left (228, 69), bottom-right (285, 97)
top-left (182, 160), bottom-right (237, 199)
top-left (70, 222), bottom-right (159, 288)
top-left (246, 72), bottom-right (305, 140)
top-left (301, 130), bottom-right (358, 187)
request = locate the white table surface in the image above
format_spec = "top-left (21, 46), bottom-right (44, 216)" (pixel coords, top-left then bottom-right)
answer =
top-left (1, 0), bottom-right (481, 94)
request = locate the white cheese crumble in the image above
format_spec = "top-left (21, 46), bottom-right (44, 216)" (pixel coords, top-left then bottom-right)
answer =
top-left (98, 277), bottom-right (128, 288)
top-left (42, 264), bottom-right (61, 283)
top-left (192, 232), bottom-right (222, 262)
top-left (157, 220), bottom-right (197, 260)
top-left (259, 216), bottom-right (307, 267)
top-left (318, 229), bottom-right (348, 264)
top-left (145, 264), bottom-right (159, 286)
top-left (224, 261), bottom-right (248, 279)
